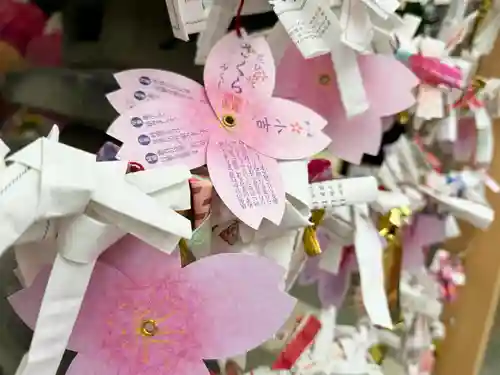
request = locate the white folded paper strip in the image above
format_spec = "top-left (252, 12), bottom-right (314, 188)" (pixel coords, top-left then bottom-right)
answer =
top-left (309, 177), bottom-right (379, 211)
top-left (1, 127), bottom-right (193, 375)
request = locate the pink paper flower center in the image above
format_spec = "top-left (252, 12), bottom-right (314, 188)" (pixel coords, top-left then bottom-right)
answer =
top-left (93, 274), bottom-right (204, 373)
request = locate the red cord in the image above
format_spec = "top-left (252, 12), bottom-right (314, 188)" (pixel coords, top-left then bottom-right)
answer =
top-left (127, 161), bottom-right (145, 173)
top-left (234, 0), bottom-right (245, 37)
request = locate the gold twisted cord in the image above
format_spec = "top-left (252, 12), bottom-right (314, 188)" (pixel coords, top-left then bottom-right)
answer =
top-left (303, 209), bottom-right (326, 257)
top-left (368, 207), bottom-right (411, 364)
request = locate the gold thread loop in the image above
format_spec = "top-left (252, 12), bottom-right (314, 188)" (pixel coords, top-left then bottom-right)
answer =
top-left (140, 319), bottom-right (159, 337)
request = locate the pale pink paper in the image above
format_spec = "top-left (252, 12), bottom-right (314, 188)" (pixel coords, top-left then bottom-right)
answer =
top-left (403, 214), bottom-right (448, 269)
top-left (108, 98), bottom-right (213, 170)
top-left (274, 44), bottom-right (418, 163)
top-left (9, 235), bottom-right (295, 375)
top-left (298, 233), bottom-right (355, 308)
top-left (114, 69), bottom-right (208, 101)
top-left (207, 137), bottom-right (285, 229)
top-left (106, 89), bottom-right (167, 113)
top-left (453, 117), bottom-right (476, 162)
top-left (108, 32), bottom-right (330, 229)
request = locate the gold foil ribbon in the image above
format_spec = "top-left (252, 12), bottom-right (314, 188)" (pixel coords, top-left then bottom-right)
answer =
top-left (303, 209), bottom-right (326, 257)
top-left (397, 111), bottom-right (411, 125)
top-left (369, 207), bottom-right (411, 364)
top-left (179, 238), bottom-right (196, 267)
top-left (433, 338), bottom-right (443, 357)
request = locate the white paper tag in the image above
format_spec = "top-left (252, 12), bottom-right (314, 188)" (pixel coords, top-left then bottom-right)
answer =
top-left (18, 255), bottom-right (97, 375)
top-left (165, 0), bottom-right (192, 41)
top-left (340, 0), bottom-right (373, 52)
top-left (416, 85), bottom-right (445, 119)
top-left (437, 95), bottom-right (457, 142)
top-left (330, 43), bottom-right (369, 117)
top-left (360, 0), bottom-right (399, 19)
top-left (371, 26), bottom-right (394, 54)
top-left (419, 185), bottom-right (494, 229)
top-left (419, 37), bottom-right (446, 57)
top-left (395, 137), bottom-right (420, 185)
top-left (272, 0), bottom-right (369, 116)
top-left (195, 0), bottom-right (238, 65)
top-left (318, 239), bottom-right (343, 273)
top-left (354, 205), bottom-right (392, 328)
top-left (271, 0), bottom-right (332, 58)
top-left (394, 13), bottom-right (421, 40)
top-left (472, 105), bottom-right (492, 130)
top-left (476, 126), bottom-right (494, 166)
top-left (437, 111), bottom-right (457, 142)
top-left (309, 177), bottom-right (379, 210)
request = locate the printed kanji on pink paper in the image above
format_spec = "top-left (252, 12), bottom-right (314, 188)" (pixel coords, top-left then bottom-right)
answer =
top-left (108, 32), bottom-right (330, 229)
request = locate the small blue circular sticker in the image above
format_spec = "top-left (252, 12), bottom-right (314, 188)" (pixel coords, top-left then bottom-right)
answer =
top-left (138, 134), bottom-right (151, 145)
top-left (131, 117), bottom-right (144, 128)
top-left (145, 153), bottom-right (158, 164)
top-left (139, 76), bottom-right (152, 86)
top-left (134, 91), bottom-right (146, 100)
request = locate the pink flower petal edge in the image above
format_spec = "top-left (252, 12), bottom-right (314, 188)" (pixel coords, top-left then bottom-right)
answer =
top-left (9, 241), bottom-right (295, 373)
top-left (206, 135), bottom-right (286, 229)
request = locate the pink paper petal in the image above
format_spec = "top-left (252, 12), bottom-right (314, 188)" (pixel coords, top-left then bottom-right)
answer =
top-left (454, 117), bottom-right (476, 162)
top-left (114, 69), bottom-right (207, 102)
top-left (275, 46), bottom-right (417, 119)
top-left (325, 108), bottom-right (382, 163)
top-left (99, 235), bottom-right (182, 285)
top-left (408, 214), bottom-right (448, 246)
top-left (183, 253), bottom-right (295, 359)
top-left (66, 353), bottom-right (210, 375)
top-left (317, 267), bottom-right (351, 308)
top-left (66, 354), bottom-right (119, 375)
top-left (298, 257), bottom-right (321, 285)
top-left (8, 262), bottom-right (134, 354)
top-left (381, 116), bottom-right (395, 131)
top-left (204, 31), bottom-right (275, 118)
top-left (357, 54), bottom-right (418, 117)
top-left (233, 97), bottom-right (330, 160)
top-left (207, 135), bottom-right (286, 229)
top-left (107, 98), bottom-right (215, 170)
top-left (274, 46), bottom-right (334, 121)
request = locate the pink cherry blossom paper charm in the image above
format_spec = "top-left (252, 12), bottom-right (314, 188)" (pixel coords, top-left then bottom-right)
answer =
top-left (107, 32), bottom-right (330, 229)
top-left (274, 43), bottom-right (419, 164)
top-left (9, 235), bottom-right (296, 375)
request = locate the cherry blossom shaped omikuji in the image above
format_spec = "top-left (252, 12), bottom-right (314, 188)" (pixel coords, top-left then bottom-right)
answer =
top-left (107, 31), bottom-right (330, 229)
top-left (274, 43), bottom-right (418, 164)
top-left (9, 235), bottom-right (296, 375)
